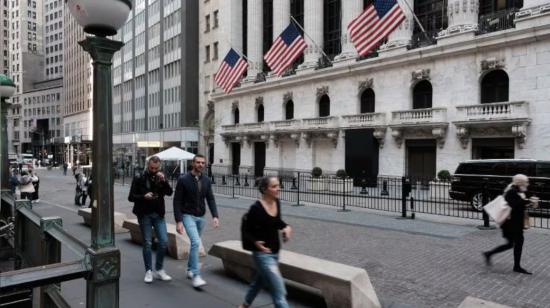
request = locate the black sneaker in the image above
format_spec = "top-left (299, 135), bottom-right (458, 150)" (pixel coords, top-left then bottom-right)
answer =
top-left (482, 252), bottom-right (492, 266)
top-left (513, 267), bottom-right (532, 275)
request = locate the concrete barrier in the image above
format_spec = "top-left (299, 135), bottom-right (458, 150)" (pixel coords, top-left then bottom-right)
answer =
top-left (209, 240), bottom-right (381, 308)
top-left (122, 219), bottom-right (206, 260)
top-left (77, 208), bottom-right (127, 233)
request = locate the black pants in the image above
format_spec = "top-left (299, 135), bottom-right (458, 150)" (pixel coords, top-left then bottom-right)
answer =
top-left (487, 232), bottom-right (524, 268)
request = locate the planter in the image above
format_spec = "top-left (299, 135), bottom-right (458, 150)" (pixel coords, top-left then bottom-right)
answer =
top-left (429, 181), bottom-right (451, 200)
top-left (329, 178), bottom-right (354, 193)
top-left (306, 178), bottom-right (328, 191)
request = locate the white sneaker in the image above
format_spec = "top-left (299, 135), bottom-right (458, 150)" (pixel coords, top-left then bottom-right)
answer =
top-left (35, 199), bottom-right (40, 203)
top-left (153, 269), bottom-right (172, 281)
top-left (186, 270), bottom-right (193, 279)
top-left (144, 270), bottom-right (153, 283)
top-left (192, 275), bottom-right (207, 288)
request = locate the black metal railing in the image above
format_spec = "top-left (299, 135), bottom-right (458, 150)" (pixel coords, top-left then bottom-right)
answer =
top-left (409, 31), bottom-right (439, 50)
top-left (1, 191), bottom-right (90, 307)
top-left (478, 9), bottom-right (517, 35)
top-left (209, 173), bottom-right (550, 229)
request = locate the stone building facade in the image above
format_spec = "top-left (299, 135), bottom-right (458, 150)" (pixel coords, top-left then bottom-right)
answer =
top-left (211, 0), bottom-right (550, 179)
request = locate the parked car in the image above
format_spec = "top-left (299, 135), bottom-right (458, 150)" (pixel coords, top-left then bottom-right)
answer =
top-left (449, 159), bottom-right (550, 211)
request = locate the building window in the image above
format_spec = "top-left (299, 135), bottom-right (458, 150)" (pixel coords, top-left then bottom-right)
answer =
top-left (360, 89), bottom-right (375, 113)
top-left (481, 70), bottom-right (509, 104)
top-left (285, 100), bottom-right (294, 120)
top-left (234, 107), bottom-right (240, 124)
top-left (242, 0), bottom-right (248, 56)
top-left (319, 95), bottom-right (330, 117)
top-left (205, 45), bottom-right (210, 63)
top-left (213, 42), bottom-right (218, 60)
top-left (213, 10), bottom-right (219, 28)
top-left (205, 14), bottom-right (210, 32)
top-left (412, 80), bottom-right (433, 109)
top-left (323, 0), bottom-right (341, 59)
top-left (257, 104), bottom-right (264, 122)
top-left (414, 0), bottom-right (447, 37)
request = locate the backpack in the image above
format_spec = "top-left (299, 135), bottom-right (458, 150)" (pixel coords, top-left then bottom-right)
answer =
top-left (241, 211), bottom-right (255, 251)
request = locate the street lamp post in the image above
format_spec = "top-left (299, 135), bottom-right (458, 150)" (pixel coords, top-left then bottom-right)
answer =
top-left (67, 0), bottom-right (131, 307)
top-left (0, 74), bottom-right (16, 191)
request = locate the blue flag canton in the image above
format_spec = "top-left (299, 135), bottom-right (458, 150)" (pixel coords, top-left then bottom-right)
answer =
top-left (224, 49), bottom-right (241, 67)
top-left (281, 23), bottom-right (301, 46)
top-left (374, 0), bottom-right (397, 18)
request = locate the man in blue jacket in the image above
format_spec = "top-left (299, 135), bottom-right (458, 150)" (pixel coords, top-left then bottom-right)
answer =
top-left (174, 154), bottom-right (219, 288)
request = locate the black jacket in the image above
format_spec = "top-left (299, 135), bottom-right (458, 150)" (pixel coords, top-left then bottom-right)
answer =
top-left (242, 199), bottom-right (288, 254)
top-left (173, 172), bottom-right (218, 222)
top-left (502, 186), bottom-right (531, 237)
top-left (128, 171), bottom-right (173, 218)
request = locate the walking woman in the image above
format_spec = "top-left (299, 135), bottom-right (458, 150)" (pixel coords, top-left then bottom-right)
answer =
top-left (239, 176), bottom-right (292, 308)
top-left (483, 174), bottom-right (539, 274)
top-left (18, 171), bottom-right (35, 201)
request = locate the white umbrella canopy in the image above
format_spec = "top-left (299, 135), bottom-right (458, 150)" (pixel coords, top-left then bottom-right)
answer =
top-left (146, 146), bottom-right (195, 161)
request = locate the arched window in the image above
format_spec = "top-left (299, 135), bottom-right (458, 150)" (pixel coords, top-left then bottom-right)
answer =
top-left (285, 100), bottom-right (294, 120)
top-left (360, 89), bottom-right (375, 113)
top-left (412, 80), bottom-right (432, 109)
top-left (481, 70), bottom-right (509, 104)
top-left (257, 104), bottom-right (264, 122)
top-left (319, 95), bottom-right (330, 117)
top-left (234, 107), bottom-right (240, 124)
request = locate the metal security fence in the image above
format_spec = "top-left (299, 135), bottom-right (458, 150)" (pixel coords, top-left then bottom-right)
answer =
top-left (210, 173), bottom-right (550, 229)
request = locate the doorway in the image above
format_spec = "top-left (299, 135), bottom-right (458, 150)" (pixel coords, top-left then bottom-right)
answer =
top-left (254, 142), bottom-right (266, 177)
top-left (345, 129), bottom-right (379, 186)
top-left (231, 143), bottom-right (241, 175)
top-left (406, 139), bottom-right (436, 180)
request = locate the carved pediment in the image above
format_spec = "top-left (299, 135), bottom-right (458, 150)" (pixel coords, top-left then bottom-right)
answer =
top-left (255, 96), bottom-right (264, 107)
top-left (316, 86), bottom-right (329, 99)
top-left (283, 91), bottom-right (293, 103)
top-left (231, 100), bottom-right (239, 110)
top-left (358, 78), bottom-right (374, 93)
top-left (411, 69), bottom-right (430, 82)
top-left (481, 58), bottom-right (505, 72)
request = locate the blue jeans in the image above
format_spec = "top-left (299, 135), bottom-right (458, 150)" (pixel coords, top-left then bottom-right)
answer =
top-left (138, 213), bottom-right (168, 272)
top-left (244, 252), bottom-right (289, 308)
top-left (182, 214), bottom-right (205, 277)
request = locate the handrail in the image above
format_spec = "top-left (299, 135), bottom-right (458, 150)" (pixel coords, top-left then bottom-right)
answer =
top-left (48, 224), bottom-right (89, 259)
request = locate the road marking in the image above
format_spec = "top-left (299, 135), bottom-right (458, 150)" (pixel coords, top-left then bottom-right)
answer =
top-left (39, 200), bottom-right (79, 213)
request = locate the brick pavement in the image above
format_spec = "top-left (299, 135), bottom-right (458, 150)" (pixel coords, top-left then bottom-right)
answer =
top-left (32, 169), bottom-right (550, 307)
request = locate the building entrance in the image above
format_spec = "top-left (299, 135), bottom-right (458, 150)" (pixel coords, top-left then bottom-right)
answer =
top-left (344, 129), bottom-right (379, 186)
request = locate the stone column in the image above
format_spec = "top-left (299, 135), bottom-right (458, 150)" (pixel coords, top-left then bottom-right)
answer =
top-left (298, 0), bottom-right (323, 70)
top-left (246, 0), bottom-right (263, 81)
top-left (437, 0), bottom-right (479, 43)
top-left (273, 0), bottom-right (291, 40)
top-left (334, 0), bottom-right (362, 63)
top-left (221, 0), bottom-right (243, 53)
top-left (380, 0), bottom-right (414, 54)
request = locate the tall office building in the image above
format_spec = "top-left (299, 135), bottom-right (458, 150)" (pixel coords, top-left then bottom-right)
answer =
top-left (43, 0), bottom-right (63, 80)
top-left (111, 0), bottom-right (199, 169)
top-left (62, 9), bottom-right (93, 165)
top-left (0, 0), bottom-right (9, 74)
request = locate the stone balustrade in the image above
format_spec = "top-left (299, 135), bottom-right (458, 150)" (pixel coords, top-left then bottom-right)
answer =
top-left (455, 101), bottom-right (529, 122)
top-left (391, 108), bottom-right (447, 125)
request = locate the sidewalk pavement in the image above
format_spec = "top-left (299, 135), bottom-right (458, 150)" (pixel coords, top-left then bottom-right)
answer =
top-left (31, 170), bottom-right (550, 307)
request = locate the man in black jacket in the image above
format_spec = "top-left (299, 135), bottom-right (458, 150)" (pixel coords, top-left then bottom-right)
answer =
top-left (174, 154), bottom-right (219, 288)
top-left (128, 156), bottom-right (173, 283)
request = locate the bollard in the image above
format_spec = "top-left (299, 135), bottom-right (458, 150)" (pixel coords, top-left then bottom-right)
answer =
top-left (292, 172), bottom-right (302, 207)
top-left (410, 197), bottom-right (415, 220)
top-left (244, 175), bottom-right (249, 187)
top-left (360, 177), bottom-right (368, 195)
top-left (291, 177), bottom-right (298, 190)
top-left (222, 175), bottom-right (226, 185)
top-left (235, 175), bottom-right (241, 186)
top-left (477, 184), bottom-right (496, 230)
top-left (381, 180), bottom-right (389, 196)
top-left (231, 175), bottom-right (236, 199)
top-left (211, 174), bottom-right (216, 185)
top-left (401, 177), bottom-right (408, 218)
top-left (279, 176), bottom-right (284, 189)
top-left (338, 177), bottom-right (351, 212)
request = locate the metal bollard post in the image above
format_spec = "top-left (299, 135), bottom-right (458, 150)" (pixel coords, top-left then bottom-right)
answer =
top-left (222, 175), bottom-right (226, 185)
top-left (401, 177), bottom-right (408, 218)
top-left (293, 172), bottom-right (302, 207)
top-left (478, 184), bottom-right (495, 230)
top-left (381, 180), bottom-right (389, 196)
top-left (410, 197), bottom-right (415, 220)
top-left (291, 177), bottom-right (298, 190)
top-left (235, 175), bottom-right (241, 186)
top-left (279, 176), bottom-right (284, 189)
top-left (244, 174), bottom-right (249, 187)
top-left (360, 177), bottom-right (368, 195)
top-left (231, 175), bottom-right (236, 199)
top-left (338, 177), bottom-right (351, 212)
top-left (211, 174), bottom-right (216, 185)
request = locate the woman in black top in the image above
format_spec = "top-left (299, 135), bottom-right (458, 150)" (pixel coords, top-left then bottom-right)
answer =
top-left (483, 174), bottom-right (539, 274)
top-left (239, 176), bottom-right (292, 308)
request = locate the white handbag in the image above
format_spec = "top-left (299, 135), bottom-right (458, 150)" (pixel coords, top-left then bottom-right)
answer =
top-left (483, 195), bottom-right (511, 226)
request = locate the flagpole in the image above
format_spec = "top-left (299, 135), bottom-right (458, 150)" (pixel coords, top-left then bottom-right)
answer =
top-left (399, 0), bottom-right (431, 42)
top-left (290, 15), bottom-right (332, 64)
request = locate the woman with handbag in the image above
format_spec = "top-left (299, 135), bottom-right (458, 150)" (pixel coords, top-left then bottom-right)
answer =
top-left (239, 176), bottom-right (292, 308)
top-left (483, 174), bottom-right (539, 274)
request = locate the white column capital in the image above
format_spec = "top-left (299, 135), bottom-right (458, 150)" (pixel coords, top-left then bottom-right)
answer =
top-left (380, 0), bottom-right (414, 52)
top-left (437, 0), bottom-right (479, 41)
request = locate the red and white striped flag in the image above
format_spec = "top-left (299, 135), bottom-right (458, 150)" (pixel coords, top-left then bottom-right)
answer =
top-left (214, 48), bottom-right (249, 94)
top-left (264, 23), bottom-right (307, 76)
top-left (349, 0), bottom-right (406, 56)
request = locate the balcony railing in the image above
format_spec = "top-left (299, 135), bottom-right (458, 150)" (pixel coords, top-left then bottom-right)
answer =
top-left (391, 108), bottom-right (447, 125)
top-left (241, 122), bottom-right (268, 132)
top-left (302, 116), bottom-right (338, 129)
top-left (478, 9), bottom-right (517, 34)
top-left (221, 124), bottom-right (238, 132)
top-left (409, 30), bottom-right (438, 50)
top-left (272, 119), bottom-right (299, 129)
top-left (341, 113), bottom-right (386, 127)
top-left (455, 101), bottom-right (529, 122)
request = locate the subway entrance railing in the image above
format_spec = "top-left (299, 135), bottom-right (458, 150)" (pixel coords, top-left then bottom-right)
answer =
top-left (0, 190), bottom-right (91, 308)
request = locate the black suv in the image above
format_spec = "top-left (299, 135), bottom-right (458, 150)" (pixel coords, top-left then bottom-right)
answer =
top-left (449, 159), bottom-right (550, 211)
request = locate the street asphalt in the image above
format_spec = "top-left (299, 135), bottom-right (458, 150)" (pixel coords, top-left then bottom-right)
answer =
top-left (24, 169), bottom-right (550, 307)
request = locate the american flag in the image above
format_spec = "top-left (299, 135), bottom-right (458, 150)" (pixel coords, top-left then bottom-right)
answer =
top-left (348, 0), bottom-right (406, 56)
top-left (215, 48), bottom-right (248, 94)
top-left (264, 23), bottom-right (307, 76)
